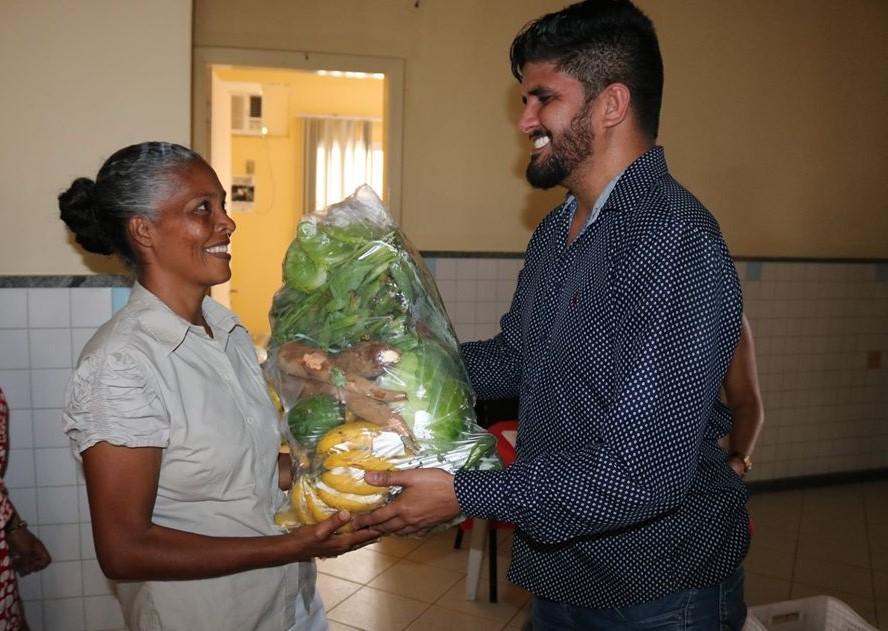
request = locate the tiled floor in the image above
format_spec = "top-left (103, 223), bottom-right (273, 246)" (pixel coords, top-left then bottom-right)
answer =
top-left (316, 480), bottom-right (888, 630)
top-left (744, 479), bottom-right (887, 628)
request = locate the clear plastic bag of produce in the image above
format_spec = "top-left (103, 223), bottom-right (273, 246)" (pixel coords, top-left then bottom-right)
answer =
top-left (265, 185), bottom-right (499, 531)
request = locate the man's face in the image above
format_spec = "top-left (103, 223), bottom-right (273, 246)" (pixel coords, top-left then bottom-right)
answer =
top-left (518, 62), bottom-right (595, 190)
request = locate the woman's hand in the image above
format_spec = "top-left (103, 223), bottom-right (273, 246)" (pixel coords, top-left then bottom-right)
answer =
top-left (287, 511), bottom-right (381, 560)
top-left (81, 443), bottom-right (383, 579)
top-left (7, 526), bottom-right (52, 576)
top-left (727, 454), bottom-right (748, 478)
top-left (278, 451), bottom-right (293, 491)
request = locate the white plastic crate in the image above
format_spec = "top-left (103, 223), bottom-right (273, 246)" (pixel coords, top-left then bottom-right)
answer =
top-left (749, 595), bottom-right (876, 631)
top-left (743, 610), bottom-right (768, 631)
top-left (744, 613), bottom-right (769, 631)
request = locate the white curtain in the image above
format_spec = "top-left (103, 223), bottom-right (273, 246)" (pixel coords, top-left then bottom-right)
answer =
top-left (303, 117), bottom-right (383, 212)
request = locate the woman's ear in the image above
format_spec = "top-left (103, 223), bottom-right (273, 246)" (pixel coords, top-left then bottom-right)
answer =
top-left (128, 215), bottom-right (154, 251)
top-left (600, 83), bottom-right (631, 129)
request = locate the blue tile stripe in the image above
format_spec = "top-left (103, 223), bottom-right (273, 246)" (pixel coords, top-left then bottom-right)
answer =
top-left (111, 287), bottom-right (131, 314)
top-left (745, 261), bottom-right (762, 281)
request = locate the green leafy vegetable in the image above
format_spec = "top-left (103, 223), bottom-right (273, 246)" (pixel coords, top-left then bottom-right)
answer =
top-left (271, 220), bottom-right (437, 352)
top-left (268, 186), bottom-right (499, 482)
top-left (287, 394), bottom-right (344, 447)
top-left (379, 338), bottom-right (475, 453)
top-left (283, 241), bottom-right (326, 292)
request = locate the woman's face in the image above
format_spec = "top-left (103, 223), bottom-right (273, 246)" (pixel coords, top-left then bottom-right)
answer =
top-left (142, 160), bottom-right (236, 291)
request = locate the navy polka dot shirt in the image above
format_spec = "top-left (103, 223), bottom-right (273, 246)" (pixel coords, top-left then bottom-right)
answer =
top-left (455, 147), bottom-right (750, 608)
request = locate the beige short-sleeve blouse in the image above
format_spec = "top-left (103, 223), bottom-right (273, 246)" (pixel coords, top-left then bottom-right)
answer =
top-left (64, 283), bottom-right (316, 631)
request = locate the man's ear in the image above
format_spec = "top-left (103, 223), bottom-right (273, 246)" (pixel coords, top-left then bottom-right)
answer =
top-left (600, 83), bottom-right (631, 129)
top-left (128, 215), bottom-right (154, 251)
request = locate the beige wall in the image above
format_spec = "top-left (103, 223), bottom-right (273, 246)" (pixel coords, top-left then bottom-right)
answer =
top-left (195, 0), bottom-right (888, 259)
top-left (642, 1), bottom-right (888, 259)
top-left (2, 1), bottom-right (885, 276)
top-left (0, 1), bottom-right (192, 275)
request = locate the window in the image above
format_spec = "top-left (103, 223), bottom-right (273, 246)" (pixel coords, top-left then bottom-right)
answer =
top-left (303, 117), bottom-right (384, 212)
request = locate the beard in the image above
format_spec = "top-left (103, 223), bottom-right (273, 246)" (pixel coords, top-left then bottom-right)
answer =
top-left (525, 103), bottom-right (595, 190)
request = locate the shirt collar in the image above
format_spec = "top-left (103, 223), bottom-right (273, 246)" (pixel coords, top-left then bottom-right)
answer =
top-left (561, 167), bottom-right (624, 235)
top-left (130, 282), bottom-right (244, 354)
top-left (559, 146), bottom-right (668, 230)
top-left (602, 145), bottom-right (669, 213)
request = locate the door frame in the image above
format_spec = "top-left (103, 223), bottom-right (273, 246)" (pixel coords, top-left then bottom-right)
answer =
top-left (192, 46), bottom-right (405, 304)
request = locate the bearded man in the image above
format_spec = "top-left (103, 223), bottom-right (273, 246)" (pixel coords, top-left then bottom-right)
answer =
top-left (355, 2), bottom-right (749, 628)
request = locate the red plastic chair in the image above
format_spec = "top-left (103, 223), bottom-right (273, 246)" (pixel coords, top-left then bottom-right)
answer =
top-left (453, 419), bottom-right (517, 603)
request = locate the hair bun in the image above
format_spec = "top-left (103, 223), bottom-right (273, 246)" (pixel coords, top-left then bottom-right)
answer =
top-left (58, 177), bottom-right (115, 255)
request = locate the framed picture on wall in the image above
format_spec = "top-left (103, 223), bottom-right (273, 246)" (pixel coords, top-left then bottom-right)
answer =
top-left (231, 175), bottom-right (255, 212)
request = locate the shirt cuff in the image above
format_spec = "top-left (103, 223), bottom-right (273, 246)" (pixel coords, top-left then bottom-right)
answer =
top-left (453, 467), bottom-right (511, 521)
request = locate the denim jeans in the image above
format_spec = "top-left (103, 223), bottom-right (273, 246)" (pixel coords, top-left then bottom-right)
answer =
top-left (531, 567), bottom-right (746, 631)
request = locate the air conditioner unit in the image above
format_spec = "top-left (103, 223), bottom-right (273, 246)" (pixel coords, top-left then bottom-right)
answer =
top-left (231, 92), bottom-right (263, 135)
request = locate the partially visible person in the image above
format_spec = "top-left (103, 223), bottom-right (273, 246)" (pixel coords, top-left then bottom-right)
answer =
top-left (723, 315), bottom-right (765, 478)
top-left (59, 142), bottom-right (378, 631)
top-left (0, 386), bottom-right (52, 630)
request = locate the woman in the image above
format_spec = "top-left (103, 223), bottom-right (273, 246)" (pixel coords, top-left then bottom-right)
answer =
top-left (59, 142), bottom-right (378, 630)
top-left (0, 386), bottom-right (52, 630)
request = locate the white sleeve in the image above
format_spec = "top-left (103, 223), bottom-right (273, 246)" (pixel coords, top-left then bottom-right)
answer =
top-left (64, 350), bottom-right (170, 453)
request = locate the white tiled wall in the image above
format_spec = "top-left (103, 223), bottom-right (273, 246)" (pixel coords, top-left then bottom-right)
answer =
top-left (0, 261), bottom-right (886, 629)
top-left (427, 257), bottom-right (888, 484)
top-left (431, 257), bottom-right (523, 343)
top-left (739, 262), bottom-right (888, 481)
top-left (0, 287), bottom-right (123, 631)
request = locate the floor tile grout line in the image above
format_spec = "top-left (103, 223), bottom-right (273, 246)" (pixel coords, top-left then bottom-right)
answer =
top-left (399, 599), bottom-right (434, 631)
top-left (787, 489), bottom-right (803, 592)
top-left (323, 545), bottom-right (529, 628)
top-left (354, 568), bottom-right (465, 606)
top-left (322, 561), bottom-right (453, 631)
top-left (501, 598), bottom-right (530, 630)
top-left (862, 485), bottom-right (880, 628)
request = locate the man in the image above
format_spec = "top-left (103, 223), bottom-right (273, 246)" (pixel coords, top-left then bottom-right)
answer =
top-left (355, 2), bottom-right (749, 628)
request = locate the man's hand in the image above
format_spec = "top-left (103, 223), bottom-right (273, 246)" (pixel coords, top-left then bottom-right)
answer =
top-left (351, 469), bottom-right (461, 535)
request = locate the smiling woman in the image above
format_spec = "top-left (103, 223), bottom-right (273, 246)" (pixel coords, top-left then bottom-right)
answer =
top-left (55, 142), bottom-right (380, 631)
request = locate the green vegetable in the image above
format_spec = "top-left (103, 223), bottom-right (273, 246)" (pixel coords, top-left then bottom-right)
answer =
top-left (271, 220), bottom-right (441, 352)
top-left (379, 338), bottom-right (475, 453)
top-left (269, 186), bottom-right (499, 479)
top-left (297, 220), bottom-right (358, 266)
top-left (329, 367), bottom-right (347, 389)
top-left (283, 242), bottom-right (326, 292)
top-left (287, 395), bottom-right (344, 447)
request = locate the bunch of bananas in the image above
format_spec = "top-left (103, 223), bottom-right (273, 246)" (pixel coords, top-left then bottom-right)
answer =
top-left (275, 420), bottom-right (412, 530)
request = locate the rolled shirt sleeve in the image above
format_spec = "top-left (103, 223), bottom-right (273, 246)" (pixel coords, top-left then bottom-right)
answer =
top-left (64, 350), bottom-right (170, 454)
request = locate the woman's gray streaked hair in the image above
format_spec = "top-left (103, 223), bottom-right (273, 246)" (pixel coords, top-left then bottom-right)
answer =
top-left (58, 142), bottom-right (204, 267)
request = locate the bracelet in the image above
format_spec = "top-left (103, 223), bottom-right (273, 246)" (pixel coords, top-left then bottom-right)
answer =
top-left (4, 518), bottom-right (28, 534)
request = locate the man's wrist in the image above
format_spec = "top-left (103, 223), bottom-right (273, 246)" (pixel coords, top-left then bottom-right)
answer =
top-left (453, 468), bottom-right (509, 519)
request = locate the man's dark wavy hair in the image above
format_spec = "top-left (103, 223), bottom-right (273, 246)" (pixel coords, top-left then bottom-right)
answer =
top-left (510, 0), bottom-right (664, 140)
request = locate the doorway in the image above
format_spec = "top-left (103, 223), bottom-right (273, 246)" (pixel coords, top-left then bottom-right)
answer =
top-left (192, 47), bottom-right (404, 342)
